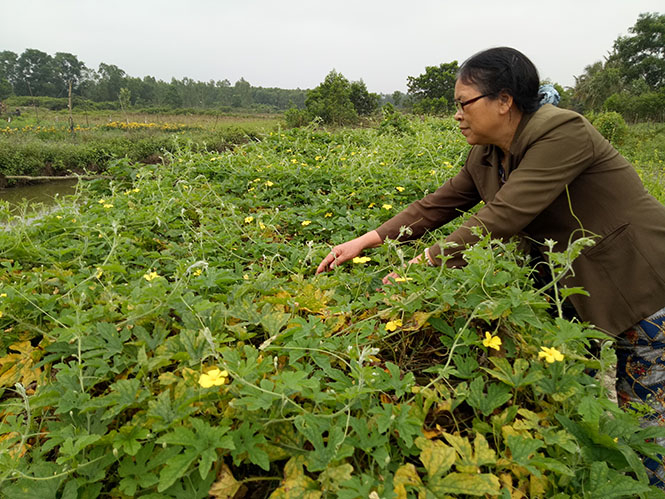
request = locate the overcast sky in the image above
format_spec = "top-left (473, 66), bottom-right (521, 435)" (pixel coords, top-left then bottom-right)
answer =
top-left (2, 1), bottom-right (663, 94)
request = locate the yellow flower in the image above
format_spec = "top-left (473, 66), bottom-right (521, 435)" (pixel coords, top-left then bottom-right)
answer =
top-left (243, 274), bottom-right (249, 280)
top-left (382, 204), bottom-right (392, 210)
top-left (103, 204), bottom-right (113, 209)
top-left (192, 268), bottom-right (202, 276)
top-left (385, 319), bottom-right (403, 332)
top-left (352, 256), bottom-right (371, 264)
top-left (0, 293), bottom-right (6, 298)
top-left (244, 216), bottom-right (254, 224)
top-left (482, 332), bottom-right (502, 351)
top-left (340, 157), bottom-right (347, 161)
top-left (259, 222), bottom-right (266, 229)
top-left (98, 199), bottom-right (106, 204)
top-left (539, 346), bottom-right (564, 363)
top-left (324, 212), bottom-right (332, 218)
top-left (380, 162), bottom-right (386, 166)
top-left (301, 220), bottom-right (312, 226)
top-left (0, 311), bottom-right (3, 318)
top-left (396, 186), bottom-right (405, 192)
top-left (393, 277), bottom-right (413, 282)
top-left (368, 203), bottom-right (376, 208)
top-left (198, 368), bottom-right (228, 388)
top-left (265, 180), bottom-right (274, 187)
top-left (143, 271), bottom-right (159, 281)
top-left (430, 169), bottom-right (437, 175)
top-left (291, 158), bottom-right (298, 164)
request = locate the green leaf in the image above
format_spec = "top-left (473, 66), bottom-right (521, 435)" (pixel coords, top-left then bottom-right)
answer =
top-left (231, 421), bottom-right (270, 471)
top-left (113, 425), bottom-right (150, 456)
top-left (467, 377), bottom-right (512, 416)
top-left (157, 448), bottom-right (198, 492)
top-left (587, 461), bottom-right (651, 498)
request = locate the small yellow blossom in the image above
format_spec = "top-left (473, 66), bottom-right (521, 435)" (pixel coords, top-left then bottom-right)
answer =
top-left (259, 222), bottom-right (266, 229)
top-left (385, 319), bottom-right (403, 332)
top-left (192, 268), bottom-right (202, 276)
top-left (380, 162), bottom-right (386, 166)
top-left (265, 180), bottom-right (274, 187)
top-left (324, 212), bottom-right (332, 217)
top-left (0, 311), bottom-right (3, 318)
top-left (244, 216), bottom-right (254, 224)
top-left (103, 204), bottom-right (113, 209)
top-left (430, 169), bottom-right (437, 175)
top-left (538, 346), bottom-right (564, 363)
top-left (253, 178), bottom-right (261, 183)
top-left (394, 277), bottom-right (413, 282)
top-left (98, 199), bottom-right (106, 204)
top-left (368, 203), bottom-right (376, 208)
top-left (482, 332), bottom-right (502, 351)
top-left (340, 157), bottom-right (347, 161)
top-left (0, 293), bottom-right (6, 298)
top-left (291, 158), bottom-right (298, 164)
top-left (396, 186), bottom-right (405, 192)
top-left (352, 256), bottom-right (371, 264)
top-left (56, 215), bottom-right (62, 219)
top-left (143, 271), bottom-right (160, 281)
top-left (382, 204), bottom-right (392, 210)
top-left (198, 368), bottom-right (228, 388)
top-left (301, 220), bottom-right (312, 226)
top-left (133, 188), bottom-right (140, 193)
top-left (243, 274), bottom-right (249, 280)
top-left (95, 268), bottom-right (103, 278)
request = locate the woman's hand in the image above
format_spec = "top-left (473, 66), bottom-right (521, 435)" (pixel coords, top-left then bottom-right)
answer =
top-left (316, 231), bottom-right (382, 274)
top-left (381, 251), bottom-right (427, 285)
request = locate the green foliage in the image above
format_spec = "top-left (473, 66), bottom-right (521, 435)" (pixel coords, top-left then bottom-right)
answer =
top-left (574, 12), bottom-right (665, 121)
top-left (591, 111), bottom-right (629, 146)
top-left (284, 106), bottom-right (311, 128)
top-left (304, 70), bottom-right (359, 125)
top-left (407, 61), bottom-right (459, 115)
top-left (0, 116), bottom-right (663, 497)
top-left (611, 12), bottom-right (665, 89)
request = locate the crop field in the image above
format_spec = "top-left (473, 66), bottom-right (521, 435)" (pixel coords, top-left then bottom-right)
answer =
top-left (0, 115), bottom-right (665, 497)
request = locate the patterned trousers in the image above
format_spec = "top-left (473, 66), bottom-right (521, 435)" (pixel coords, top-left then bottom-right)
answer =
top-left (616, 306), bottom-right (665, 488)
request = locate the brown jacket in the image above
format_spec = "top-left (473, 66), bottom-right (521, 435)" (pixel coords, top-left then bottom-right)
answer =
top-left (376, 105), bottom-right (665, 336)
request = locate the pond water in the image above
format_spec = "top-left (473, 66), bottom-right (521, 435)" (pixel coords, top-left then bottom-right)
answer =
top-left (0, 179), bottom-right (79, 212)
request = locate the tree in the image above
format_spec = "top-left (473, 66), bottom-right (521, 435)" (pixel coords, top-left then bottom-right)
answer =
top-left (304, 70), bottom-right (358, 125)
top-left (53, 52), bottom-right (87, 96)
top-left (15, 48), bottom-right (56, 96)
top-left (610, 12), bottom-right (665, 90)
top-left (0, 51), bottom-right (18, 89)
top-left (348, 79), bottom-right (379, 116)
top-left (407, 61), bottom-right (459, 114)
top-left (96, 63), bottom-right (127, 102)
top-left (573, 61), bottom-right (623, 112)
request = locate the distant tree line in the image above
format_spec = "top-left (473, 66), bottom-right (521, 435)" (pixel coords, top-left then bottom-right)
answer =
top-left (0, 49), bottom-right (307, 112)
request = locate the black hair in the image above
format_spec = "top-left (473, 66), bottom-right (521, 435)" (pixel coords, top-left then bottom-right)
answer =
top-left (457, 47), bottom-right (541, 114)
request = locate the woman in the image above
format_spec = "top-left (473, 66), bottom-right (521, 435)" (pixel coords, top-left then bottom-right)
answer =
top-left (316, 47), bottom-right (665, 485)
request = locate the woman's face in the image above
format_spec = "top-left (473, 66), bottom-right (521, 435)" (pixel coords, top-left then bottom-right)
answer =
top-left (453, 79), bottom-right (504, 147)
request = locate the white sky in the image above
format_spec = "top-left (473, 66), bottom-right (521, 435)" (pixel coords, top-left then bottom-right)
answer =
top-left (2, 0), bottom-right (663, 94)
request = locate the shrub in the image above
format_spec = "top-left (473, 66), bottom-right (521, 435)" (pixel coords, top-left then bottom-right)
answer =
top-left (591, 111), bottom-right (629, 146)
top-left (284, 107), bottom-right (311, 128)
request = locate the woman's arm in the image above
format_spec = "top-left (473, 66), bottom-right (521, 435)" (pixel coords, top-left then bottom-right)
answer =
top-left (315, 230), bottom-right (383, 274)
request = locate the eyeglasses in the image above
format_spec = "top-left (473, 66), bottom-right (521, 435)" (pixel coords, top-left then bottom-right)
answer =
top-left (454, 93), bottom-right (493, 112)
